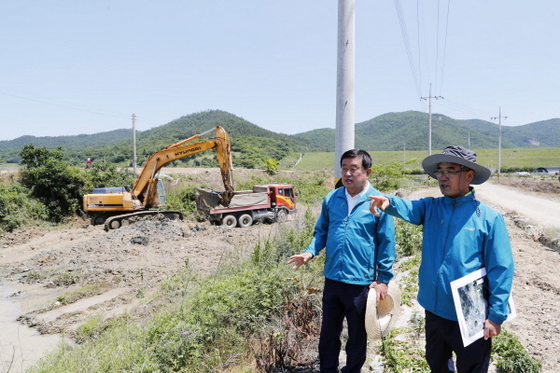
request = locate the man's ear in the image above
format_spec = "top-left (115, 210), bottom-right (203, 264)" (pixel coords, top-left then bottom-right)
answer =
top-left (366, 168), bottom-right (373, 177)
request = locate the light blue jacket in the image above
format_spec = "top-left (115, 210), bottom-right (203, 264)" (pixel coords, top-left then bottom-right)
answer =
top-left (385, 190), bottom-right (514, 324)
top-left (305, 184), bottom-right (396, 286)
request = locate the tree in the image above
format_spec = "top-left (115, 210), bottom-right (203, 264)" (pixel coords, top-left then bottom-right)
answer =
top-left (264, 158), bottom-right (280, 175)
top-left (20, 145), bottom-right (86, 222)
top-left (86, 162), bottom-right (135, 190)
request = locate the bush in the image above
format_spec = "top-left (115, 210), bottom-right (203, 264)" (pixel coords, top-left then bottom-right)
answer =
top-left (0, 183), bottom-right (47, 232)
top-left (164, 183), bottom-right (206, 221)
top-left (20, 145), bottom-right (87, 222)
top-left (394, 218), bottom-right (423, 258)
top-left (370, 162), bottom-right (408, 192)
top-left (85, 162), bottom-right (135, 190)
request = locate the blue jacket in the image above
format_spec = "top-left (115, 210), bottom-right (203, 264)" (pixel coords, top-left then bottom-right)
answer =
top-left (305, 184), bottom-right (396, 286)
top-left (385, 190), bottom-right (514, 324)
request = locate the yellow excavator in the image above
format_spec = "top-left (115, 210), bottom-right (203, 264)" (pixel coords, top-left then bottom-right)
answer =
top-left (83, 125), bottom-right (235, 230)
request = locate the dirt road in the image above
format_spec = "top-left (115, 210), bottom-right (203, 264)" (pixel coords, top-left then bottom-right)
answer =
top-left (0, 179), bottom-right (559, 372)
top-left (476, 182), bottom-right (560, 230)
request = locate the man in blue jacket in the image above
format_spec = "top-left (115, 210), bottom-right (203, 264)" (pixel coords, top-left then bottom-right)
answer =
top-left (288, 149), bottom-right (396, 373)
top-left (369, 146), bottom-right (514, 373)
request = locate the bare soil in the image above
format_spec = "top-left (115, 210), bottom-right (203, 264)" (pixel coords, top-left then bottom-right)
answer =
top-left (1, 171), bottom-right (559, 372)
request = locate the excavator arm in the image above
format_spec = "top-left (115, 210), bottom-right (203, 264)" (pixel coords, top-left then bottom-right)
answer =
top-left (133, 125), bottom-right (235, 208)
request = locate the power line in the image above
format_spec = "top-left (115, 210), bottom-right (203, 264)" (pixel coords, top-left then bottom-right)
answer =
top-left (437, 0), bottom-right (452, 96)
top-left (0, 87), bottom-right (161, 128)
top-left (394, 0), bottom-right (423, 99)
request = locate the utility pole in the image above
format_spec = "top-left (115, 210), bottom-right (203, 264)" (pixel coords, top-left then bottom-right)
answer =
top-left (403, 143), bottom-right (406, 171)
top-left (421, 83), bottom-right (443, 155)
top-left (464, 132), bottom-right (474, 148)
top-left (491, 108), bottom-right (507, 177)
top-left (132, 113), bottom-right (137, 174)
top-left (334, 0), bottom-right (355, 180)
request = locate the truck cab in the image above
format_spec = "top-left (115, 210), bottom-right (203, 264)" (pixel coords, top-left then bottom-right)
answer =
top-left (255, 184), bottom-right (297, 211)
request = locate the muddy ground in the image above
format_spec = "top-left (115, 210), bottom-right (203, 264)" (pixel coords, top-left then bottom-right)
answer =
top-left (1, 170), bottom-right (560, 372)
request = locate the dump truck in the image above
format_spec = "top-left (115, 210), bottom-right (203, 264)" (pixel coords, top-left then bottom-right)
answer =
top-left (196, 184), bottom-right (297, 228)
top-left (83, 126), bottom-right (235, 230)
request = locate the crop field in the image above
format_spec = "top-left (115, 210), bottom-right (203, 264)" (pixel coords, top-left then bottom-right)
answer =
top-left (294, 147), bottom-right (560, 172)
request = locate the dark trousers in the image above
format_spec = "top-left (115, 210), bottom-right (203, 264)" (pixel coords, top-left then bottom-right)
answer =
top-left (319, 279), bottom-right (369, 373)
top-left (425, 311), bottom-right (492, 373)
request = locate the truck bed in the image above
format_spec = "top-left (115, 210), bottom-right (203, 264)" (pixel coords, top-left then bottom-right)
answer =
top-left (196, 187), bottom-right (270, 213)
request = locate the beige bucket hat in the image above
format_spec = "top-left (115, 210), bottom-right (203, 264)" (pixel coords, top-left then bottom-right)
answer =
top-left (365, 282), bottom-right (402, 340)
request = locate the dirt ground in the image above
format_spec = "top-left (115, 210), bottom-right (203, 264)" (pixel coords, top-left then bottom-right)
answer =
top-left (1, 170), bottom-right (560, 372)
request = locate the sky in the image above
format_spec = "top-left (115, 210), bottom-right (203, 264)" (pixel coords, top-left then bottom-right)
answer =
top-left (1, 1), bottom-right (559, 141)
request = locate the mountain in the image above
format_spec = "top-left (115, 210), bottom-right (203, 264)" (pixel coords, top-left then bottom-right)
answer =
top-left (0, 129), bottom-right (131, 151)
top-left (0, 110), bottom-right (309, 167)
top-left (293, 111), bottom-right (560, 151)
top-left (1, 110), bottom-right (559, 166)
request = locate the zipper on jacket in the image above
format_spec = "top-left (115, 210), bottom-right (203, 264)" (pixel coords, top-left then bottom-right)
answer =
top-left (434, 198), bottom-right (457, 311)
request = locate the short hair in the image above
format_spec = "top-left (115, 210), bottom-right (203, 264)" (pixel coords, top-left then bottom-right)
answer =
top-left (340, 149), bottom-right (373, 169)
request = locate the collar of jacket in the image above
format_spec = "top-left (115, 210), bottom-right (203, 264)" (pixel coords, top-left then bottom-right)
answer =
top-left (441, 188), bottom-right (478, 206)
top-left (336, 182), bottom-right (374, 201)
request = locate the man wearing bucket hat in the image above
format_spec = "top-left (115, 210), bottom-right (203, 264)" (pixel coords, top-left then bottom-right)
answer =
top-left (288, 149), bottom-right (396, 373)
top-left (369, 146), bottom-right (514, 373)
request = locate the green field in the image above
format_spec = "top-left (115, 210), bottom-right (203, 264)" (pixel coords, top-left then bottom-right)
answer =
top-left (294, 147), bottom-right (560, 172)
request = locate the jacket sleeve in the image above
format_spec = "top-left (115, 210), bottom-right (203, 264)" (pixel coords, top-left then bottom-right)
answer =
top-left (485, 213), bottom-right (515, 325)
top-left (375, 210), bottom-right (396, 284)
top-left (304, 198), bottom-right (330, 257)
top-left (386, 195), bottom-right (429, 225)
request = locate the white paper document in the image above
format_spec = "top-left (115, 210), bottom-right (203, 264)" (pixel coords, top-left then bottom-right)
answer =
top-left (450, 268), bottom-right (516, 347)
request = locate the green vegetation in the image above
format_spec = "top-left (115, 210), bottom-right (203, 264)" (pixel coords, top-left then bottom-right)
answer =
top-left (264, 158), bottom-right (280, 175)
top-left (0, 182), bottom-right (47, 232)
top-left (2, 110), bottom-right (560, 169)
top-left (493, 330), bottom-right (542, 373)
top-left (294, 147), bottom-right (560, 172)
top-left (20, 145), bottom-right (86, 223)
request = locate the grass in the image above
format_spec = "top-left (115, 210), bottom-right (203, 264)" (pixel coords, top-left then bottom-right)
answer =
top-left (294, 147), bottom-right (560, 171)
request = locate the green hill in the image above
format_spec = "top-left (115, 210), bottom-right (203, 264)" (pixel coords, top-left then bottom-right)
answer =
top-left (1, 110), bottom-right (559, 167)
top-left (294, 111), bottom-right (560, 151)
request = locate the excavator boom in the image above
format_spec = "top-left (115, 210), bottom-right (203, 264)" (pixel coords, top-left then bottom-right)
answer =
top-left (133, 126), bottom-right (234, 208)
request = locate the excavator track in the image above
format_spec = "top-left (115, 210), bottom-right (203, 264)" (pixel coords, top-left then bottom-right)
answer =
top-left (103, 210), bottom-right (183, 231)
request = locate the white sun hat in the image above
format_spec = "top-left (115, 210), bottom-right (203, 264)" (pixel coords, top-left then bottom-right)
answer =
top-left (365, 282), bottom-right (402, 340)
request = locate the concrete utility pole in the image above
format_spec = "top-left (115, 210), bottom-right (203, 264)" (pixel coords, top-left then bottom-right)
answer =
top-left (421, 83), bottom-right (443, 155)
top-left (334, 0), bottom-right (355, 179)
top-left (403, 143), bottom-right (406, 170)
top-left (491, 107), bottom-right (507, 177)
top-left (464, 132), bottom-right (474, 148)
top-left (132, 113), bottom-right (137, 174)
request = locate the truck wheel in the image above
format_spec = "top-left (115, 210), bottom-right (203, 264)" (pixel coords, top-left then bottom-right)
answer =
top-left (237, 214), bottom-right (253, 228)
top-left (222, 214), bottom-right (237, 228)
top-left (276, 209), bottom-right (288, 223)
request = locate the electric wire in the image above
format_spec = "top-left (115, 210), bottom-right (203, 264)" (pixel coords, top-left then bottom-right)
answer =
top-left (438, 0), bottom-right (452, 96)
top-left (393, 0), bottom-right (423, 101)
top-left (0, 87), bottom-right (161, 128)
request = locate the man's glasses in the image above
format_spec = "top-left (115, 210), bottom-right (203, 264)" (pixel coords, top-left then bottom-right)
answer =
top-left (434, 169), bottom-right (469, 178)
